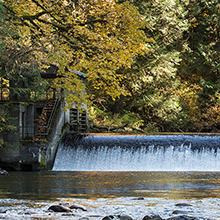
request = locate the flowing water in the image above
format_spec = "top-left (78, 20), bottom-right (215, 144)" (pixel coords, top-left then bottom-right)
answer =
top-left (53, 134), bottom-right (220, 171)
top-left (1, 134), bottom-right (220, 219)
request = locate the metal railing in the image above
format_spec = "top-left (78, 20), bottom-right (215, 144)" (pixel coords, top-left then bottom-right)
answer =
top-left (37, 90), bottom-right (62, 139)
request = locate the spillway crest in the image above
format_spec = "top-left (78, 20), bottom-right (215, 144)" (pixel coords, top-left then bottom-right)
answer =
top-left (52, 134), bottom-right (220, 171)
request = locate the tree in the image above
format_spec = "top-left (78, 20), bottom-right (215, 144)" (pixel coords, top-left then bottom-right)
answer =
top-left (0, 1), bottom-right (17, 147)
top-left (86, 0), bottom-right (220, 132)
top-left (100, 0), bottom-right (189, 131)
top-left (0, 0), bottom-right (47, 102)
top-left (128, 0), bottom-right (220, 132)
top-left (4, 0), bottom-right (147, 108)
top-left (178, 0), bottom-right (220, 131)
top-left (0, 0), bottom-right (49, 147)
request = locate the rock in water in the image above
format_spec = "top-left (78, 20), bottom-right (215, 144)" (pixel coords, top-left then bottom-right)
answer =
top-left (175, 203), bottom-right (192, 207)
top-left (102, 215), bottom-right (133, 220)
top-left (167, 215), bottom-right (196, 220)
top-left (62, 213), bottom-right (76, 217)
top-left (142, 215), bottom-right (163, 220)
top-left (0, 168), bottom-right (8, 175)
top-left (132, 197), bottom-right (145, 200)
top-left (69, 204), bottom-right (87, 211)
top-left (24, 211), bottom-right (38, 215)
top-left (172, 210), bottom-right (188, 214)
top-left (59, 202), bottom-right (70, 206)
top-left (48, 205), bottom-right (72, 212)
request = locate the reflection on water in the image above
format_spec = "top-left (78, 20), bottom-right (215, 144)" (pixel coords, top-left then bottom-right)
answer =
top-left (1, 171), bottom-right (220, 219)
top-left (0, 171), bottom-right (220, 200)
top-left (2, 134), bottom-right (220, 219)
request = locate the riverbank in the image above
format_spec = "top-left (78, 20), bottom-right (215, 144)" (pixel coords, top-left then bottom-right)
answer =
top-left (0, 196), bottom-right (218, 219)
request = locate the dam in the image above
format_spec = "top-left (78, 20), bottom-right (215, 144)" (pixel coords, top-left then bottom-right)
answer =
top-left (53, 133), bottom-right (220, 171)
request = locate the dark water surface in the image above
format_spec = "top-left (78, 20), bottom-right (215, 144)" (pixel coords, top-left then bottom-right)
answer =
top-left (1, 171), bottom-right (220, 200)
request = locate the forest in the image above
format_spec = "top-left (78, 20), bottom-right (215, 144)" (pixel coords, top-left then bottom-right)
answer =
top-left (0, 0), bottom-right (219, 141)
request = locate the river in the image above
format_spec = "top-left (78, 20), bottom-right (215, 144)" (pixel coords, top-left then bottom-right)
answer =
top-left (1, 134), bottom-right (220, 219)
top-left (0, 171), bottom-right (220, 219)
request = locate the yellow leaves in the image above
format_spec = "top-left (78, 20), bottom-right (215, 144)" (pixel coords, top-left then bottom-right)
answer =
top-left (62, 0), bottom-right (68, 6)
top-left (192, 22), bottom-right (199, 28)
top-left (4, 0), bottom-right (147, 107)
top-left (178, 82), bottom-right (202, 117)
top-left (53, 71), bottom-right (88, 109)
top-left (6, 0), bottom-right (37, 18)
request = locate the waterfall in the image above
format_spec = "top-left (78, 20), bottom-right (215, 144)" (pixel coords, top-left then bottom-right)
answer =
top-left (52, 134), bottom-right (220, 171)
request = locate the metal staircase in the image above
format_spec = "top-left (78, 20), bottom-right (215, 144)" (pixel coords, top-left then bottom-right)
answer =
top-left (70, 108), bottom-right (87, 133)
top-left (36, 91), bottom-right (62, 140)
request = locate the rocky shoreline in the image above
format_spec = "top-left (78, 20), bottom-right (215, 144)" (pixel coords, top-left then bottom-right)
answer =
top-left (0, 200), bottom-right (213, 220)
top-left (45, 203), bottom-right (210, 220)
top-left (0, 171), bottom-right (217, 219)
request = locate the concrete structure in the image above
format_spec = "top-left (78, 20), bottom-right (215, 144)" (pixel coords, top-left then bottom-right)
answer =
top-left (0, 68), bottom-right (88, 171)
top-left (0, 100), bottom-right (68, 171)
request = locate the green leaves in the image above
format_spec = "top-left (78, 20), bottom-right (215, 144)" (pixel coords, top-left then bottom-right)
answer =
top-left (2, 0), bottom-right (220, 132)
top-left (0, 104), bottom-right (16, 148)
top-left (4, 0), bottom-right (147, 107)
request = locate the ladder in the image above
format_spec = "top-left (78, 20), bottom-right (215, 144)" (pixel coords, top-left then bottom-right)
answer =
top-left (70, 108), bottom-right (87, 133)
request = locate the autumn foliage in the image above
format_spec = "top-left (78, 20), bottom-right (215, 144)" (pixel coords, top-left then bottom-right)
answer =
top-left (1, 0), bottom-right (220, 132)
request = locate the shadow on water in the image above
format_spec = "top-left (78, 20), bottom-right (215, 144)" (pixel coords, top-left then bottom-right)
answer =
top-left (1, 171), bottom-right (220, 200)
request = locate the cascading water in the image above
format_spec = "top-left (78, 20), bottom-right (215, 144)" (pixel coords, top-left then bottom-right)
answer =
top-left (52, 133), bottom-right (220, 171)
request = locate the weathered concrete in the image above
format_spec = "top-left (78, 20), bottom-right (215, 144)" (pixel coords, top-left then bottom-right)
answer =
top-left (40, 101), bottom-right (66, 168)
top-left (0, 101), bottom-right (68, 171)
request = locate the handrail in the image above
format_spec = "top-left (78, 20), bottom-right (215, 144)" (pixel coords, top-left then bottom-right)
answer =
top-left (37, 89), bottom-right (62, 139)
top-left (47, 89), bottom-right (62, 131)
